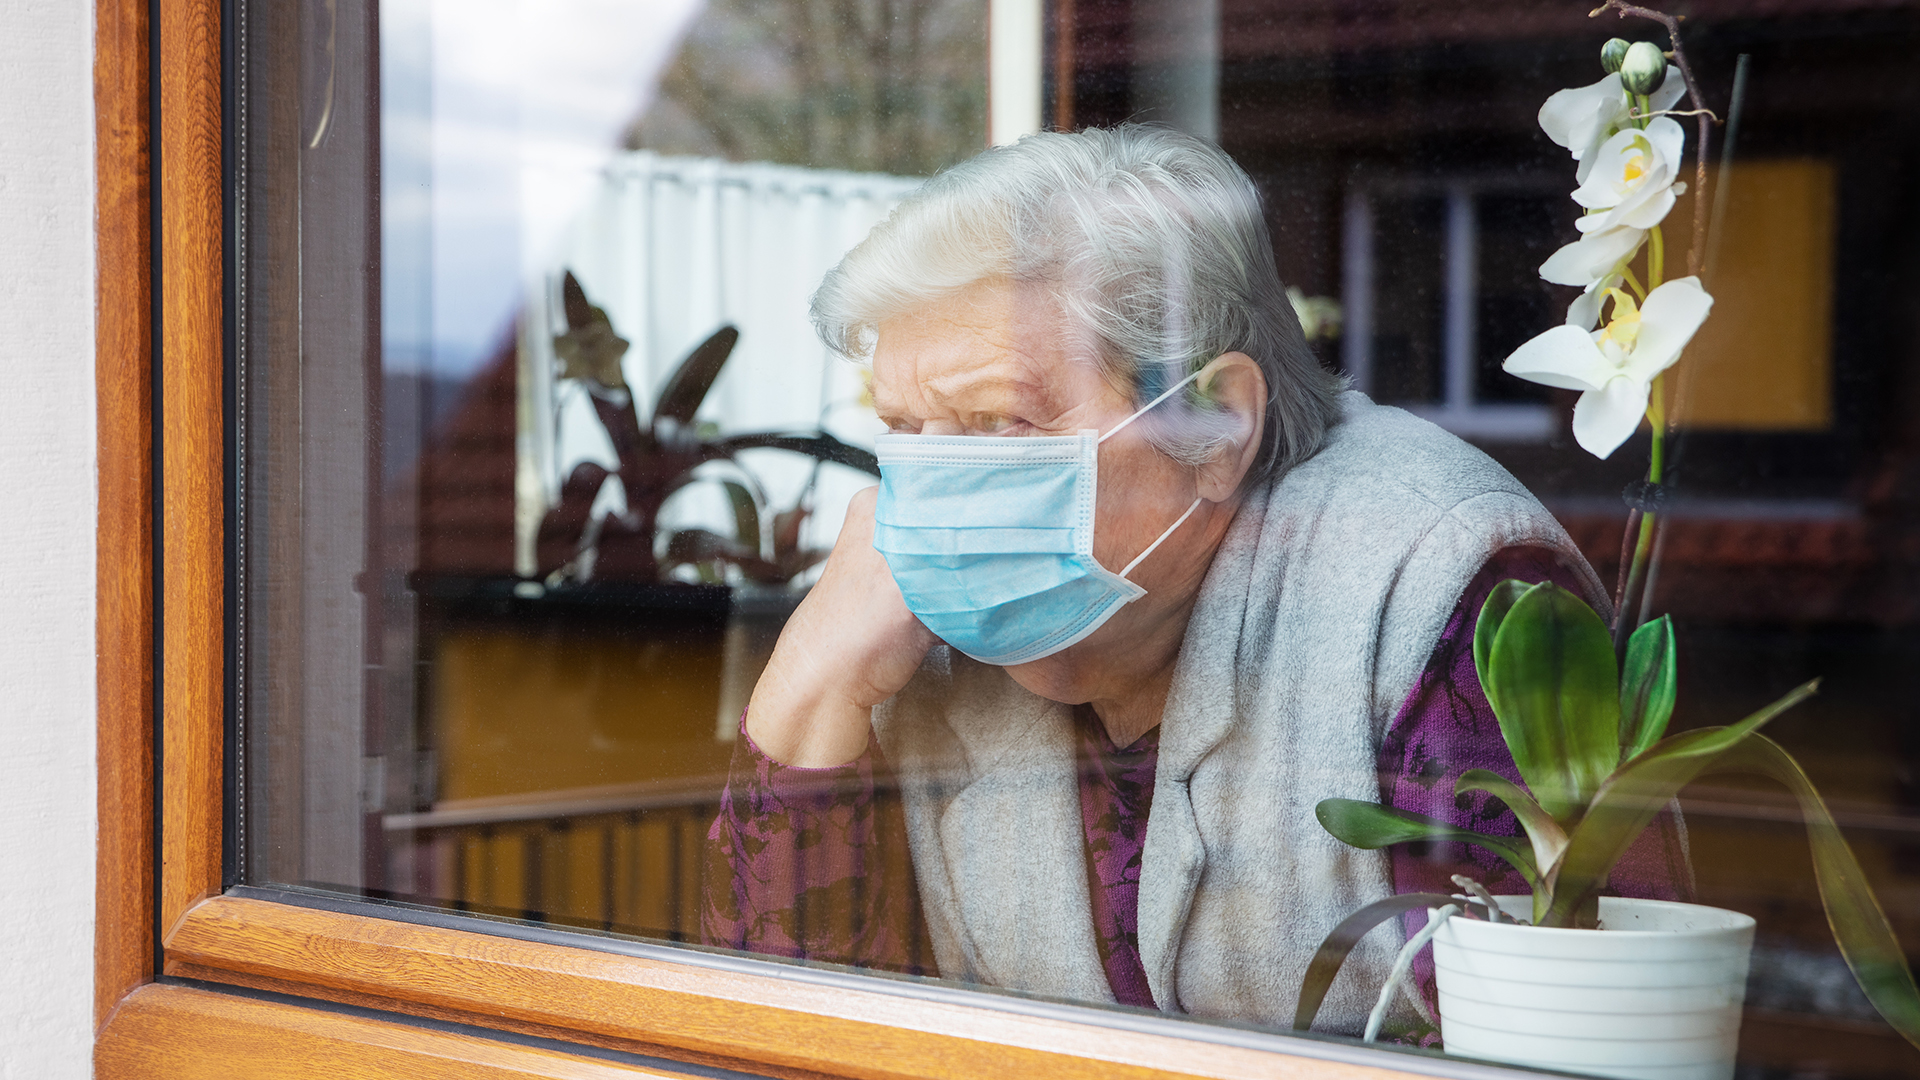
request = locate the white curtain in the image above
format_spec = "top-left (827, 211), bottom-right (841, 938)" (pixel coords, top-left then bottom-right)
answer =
top-left (517, 153), bottom-right (924, 575)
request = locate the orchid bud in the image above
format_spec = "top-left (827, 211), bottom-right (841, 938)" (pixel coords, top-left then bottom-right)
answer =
top-left (1620, 41), bottom-right (1666, 95)
top-left (1600, 38), bottom-right (1631, 74)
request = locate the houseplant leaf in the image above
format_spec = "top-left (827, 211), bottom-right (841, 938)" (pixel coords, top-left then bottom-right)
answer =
top-left (1544, 678), bottom-right (1820, 927)
top-left (1293, 892), bottom-right (1484, 1033)
top-left (1705, 734), bottom-right (1920, 1049)
top-left (1481, 582), bottom-right (1621, 822)
top-left (721, 480), bottom-right (760, 551)
top-left (1619, 615), bottom-right (1677, 762)
top-left (1316, 799), bottom-right (1541, 890)
top-left (711, 431), bottom-right (881, 476)
top-left (1473, 578), bottom-right (1531, 700)
top-left (556, 271), bottom-right (632, 388)
top-left (1455, 769), bottom-right (1569, 885)
top-left (653, 325), bottom-right (740, 429)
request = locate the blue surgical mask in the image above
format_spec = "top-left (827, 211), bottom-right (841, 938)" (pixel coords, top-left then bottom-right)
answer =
top-left (871, 370), bottom-right (1206, 667)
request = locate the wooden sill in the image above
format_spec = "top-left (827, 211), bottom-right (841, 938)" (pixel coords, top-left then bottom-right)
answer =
top-left (159, 893), bottom-right (1475, 1080)
top-left (96, 982), bottom-right (724, 1079)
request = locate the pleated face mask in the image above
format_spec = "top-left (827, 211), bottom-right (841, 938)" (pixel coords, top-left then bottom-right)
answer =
top-left (871, 369), bottom-right (1206, 667)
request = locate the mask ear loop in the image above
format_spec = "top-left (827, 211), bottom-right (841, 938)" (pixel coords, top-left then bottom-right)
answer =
top-left (1097, 364), bottom-right (1210, 444)
top-left (1119, 497), bottom-right (1203, 579)
top-left (1099, 359), bottom-right (1221, 578)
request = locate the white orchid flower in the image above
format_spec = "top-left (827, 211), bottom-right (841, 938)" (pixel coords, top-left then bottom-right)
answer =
top-left (1573, 116), bottom-right (1688, 235)
top-left (1503, 277), bottom-right (1713, 458)
top-left (1539, 223), bottom-right (1645, 287)
top-left (1538, 68), bottom-right (1686, 183)
top-left (1567, 273), bottom-right (1624, 331)
top-left (1541, 224), bottom-right (1641, 328)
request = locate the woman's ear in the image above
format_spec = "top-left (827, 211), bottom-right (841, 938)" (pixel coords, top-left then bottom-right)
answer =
top-left (1194, 351), bottom-right (1267, 502)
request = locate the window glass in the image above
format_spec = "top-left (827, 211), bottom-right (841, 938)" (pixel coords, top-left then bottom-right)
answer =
top-left (236, 0), bottom-right (1920, 1074)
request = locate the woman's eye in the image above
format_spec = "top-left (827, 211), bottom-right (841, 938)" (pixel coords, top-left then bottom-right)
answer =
top-left (972, 414), bottom-right (1015, 434)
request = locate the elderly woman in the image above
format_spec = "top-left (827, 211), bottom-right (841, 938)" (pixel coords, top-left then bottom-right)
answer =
top-left (702, 126), bottom-right (1682, 1028)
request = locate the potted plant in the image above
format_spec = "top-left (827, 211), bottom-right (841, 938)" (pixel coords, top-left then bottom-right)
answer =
top-left (540, 270), bottom-right (877, 587)
top-left (1293, 6), bottom-right (1920, 1077)
top-left (1294, 578), bottom-right (1920, 1076)
top-left (538, 271), bottom-right (881, 740)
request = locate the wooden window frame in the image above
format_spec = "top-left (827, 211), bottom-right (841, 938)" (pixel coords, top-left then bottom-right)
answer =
top-left (89, 1), bottom-right (1536, 1074)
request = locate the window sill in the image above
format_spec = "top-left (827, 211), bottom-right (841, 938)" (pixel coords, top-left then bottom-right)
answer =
top-left (147, 891), bottom-right (1506, 1080)
top-left (97, 981), bottom-right (715, 1080)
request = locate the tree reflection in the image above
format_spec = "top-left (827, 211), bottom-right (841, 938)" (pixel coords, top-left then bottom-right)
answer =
top-left (626, 0), bottom-right (987, 176)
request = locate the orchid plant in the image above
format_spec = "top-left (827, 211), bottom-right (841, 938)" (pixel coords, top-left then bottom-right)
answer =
top-left (1295, 580), bottom-right (1920, 1048)
top-left (1501, 14), bottom-right (1722, 641)
top-left (1510, 36), bottom-right (1703, 462)
top-left (1294, 8), bottom-right (1920, 1051)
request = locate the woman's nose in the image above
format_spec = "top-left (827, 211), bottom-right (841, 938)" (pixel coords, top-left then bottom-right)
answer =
top-left (920, 418), bottom-right (966, 436)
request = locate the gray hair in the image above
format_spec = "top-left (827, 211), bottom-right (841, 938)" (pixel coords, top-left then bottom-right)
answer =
top-left (811, 124), bottom-right (1343, 483)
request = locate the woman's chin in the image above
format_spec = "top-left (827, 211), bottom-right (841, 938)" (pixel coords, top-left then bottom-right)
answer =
top-left (1003, 651), bottom-right (1098, 706)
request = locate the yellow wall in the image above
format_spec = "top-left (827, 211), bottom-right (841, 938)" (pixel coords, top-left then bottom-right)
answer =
top-left (434, 628), bottom-right (732, 802)
top-left (1670, 158), bottom-right (1836, 431)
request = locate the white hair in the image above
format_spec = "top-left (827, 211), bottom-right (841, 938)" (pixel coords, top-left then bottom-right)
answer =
top-left (811, 124), bottom-right (1344, 482)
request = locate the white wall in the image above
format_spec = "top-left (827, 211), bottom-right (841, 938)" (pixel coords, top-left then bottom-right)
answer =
top-left (0, 0), bottom-right (97, 1076)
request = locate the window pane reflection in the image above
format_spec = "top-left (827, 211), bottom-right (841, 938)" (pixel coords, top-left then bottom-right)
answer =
top-left (237, 1), bottom-right (1920, 1075)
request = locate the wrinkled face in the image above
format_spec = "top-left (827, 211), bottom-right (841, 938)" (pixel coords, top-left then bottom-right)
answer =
top-left (870, 279), bottom-right (1122, 438)
top-left (868, 279), bottom-right (1214, 701)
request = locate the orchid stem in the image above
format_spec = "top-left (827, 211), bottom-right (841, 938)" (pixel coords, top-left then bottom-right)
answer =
top-left (1611, 507), bottom-right (1642, 633)
top-left (1617, 517), bottom-right (1653, 646)
top-left (1613, 225), bottom-right (1668, 640)
top-left (1613, 375), bottom-right (1667, 645)
top-left (1631, 106), bottom-right (1722, 123)
top-left (1620, 263), bottom-right (1646, 300)
top-left (1589, 1), bottom-right (1701, 642)
top-left (1648, 380), bottom-right (1666, 479)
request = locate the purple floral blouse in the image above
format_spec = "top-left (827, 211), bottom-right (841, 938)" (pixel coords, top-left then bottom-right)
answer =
top-left (702, 546), bottom-right (1687, 1010)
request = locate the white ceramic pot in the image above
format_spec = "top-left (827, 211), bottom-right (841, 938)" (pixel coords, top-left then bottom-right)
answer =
top-left (1432, 896), bottom-right (1756, 1080)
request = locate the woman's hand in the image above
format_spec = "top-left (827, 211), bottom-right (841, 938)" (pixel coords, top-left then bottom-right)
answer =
top-left (745, 486), bottom-right (936, 767)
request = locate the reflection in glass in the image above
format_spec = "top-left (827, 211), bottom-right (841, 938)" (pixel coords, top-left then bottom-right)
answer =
top-left (235, 0), bottom-right (1920, 1075)
top-left (383, 1), bottom-right (981, 946)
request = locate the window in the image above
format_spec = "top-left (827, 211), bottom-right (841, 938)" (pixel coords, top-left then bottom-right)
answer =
top-left (1341, 180), bottom-right (1561, 440)
top-left (98, 1), bottom-right (1920, 1077)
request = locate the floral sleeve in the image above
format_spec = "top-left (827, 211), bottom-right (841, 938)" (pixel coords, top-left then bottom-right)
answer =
top-left (700, 718), bottom-right (933, 976)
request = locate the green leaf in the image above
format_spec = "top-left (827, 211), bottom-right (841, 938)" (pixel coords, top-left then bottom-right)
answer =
top-left (1293, 892), bottom-right (1479, 1033)
top-left (1545, 679), bottom-right (1820, 927)
top-left (1316, 799), bottom-right (1540, 891)
top-left (1482, 582), bottom-right (1621, 822)
top-left (1473, 579), bottom-right (1532, 708)
top-left (721, 480), bottom-right (760, 551)
top-left (1705, 734), bottom-right (1920, 1049)
top-left (1619, 616), bottom-right (1678, 762)
top-left (1456, 769), bottom-right (1569, 893)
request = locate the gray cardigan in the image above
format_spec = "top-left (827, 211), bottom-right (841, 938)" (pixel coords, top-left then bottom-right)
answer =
top-left (872, 392), bottom-right (1604, 1030)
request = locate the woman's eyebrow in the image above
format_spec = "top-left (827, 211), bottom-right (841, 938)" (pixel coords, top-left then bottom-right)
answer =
top-left (921, 365), bottom-right (1045, 412)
